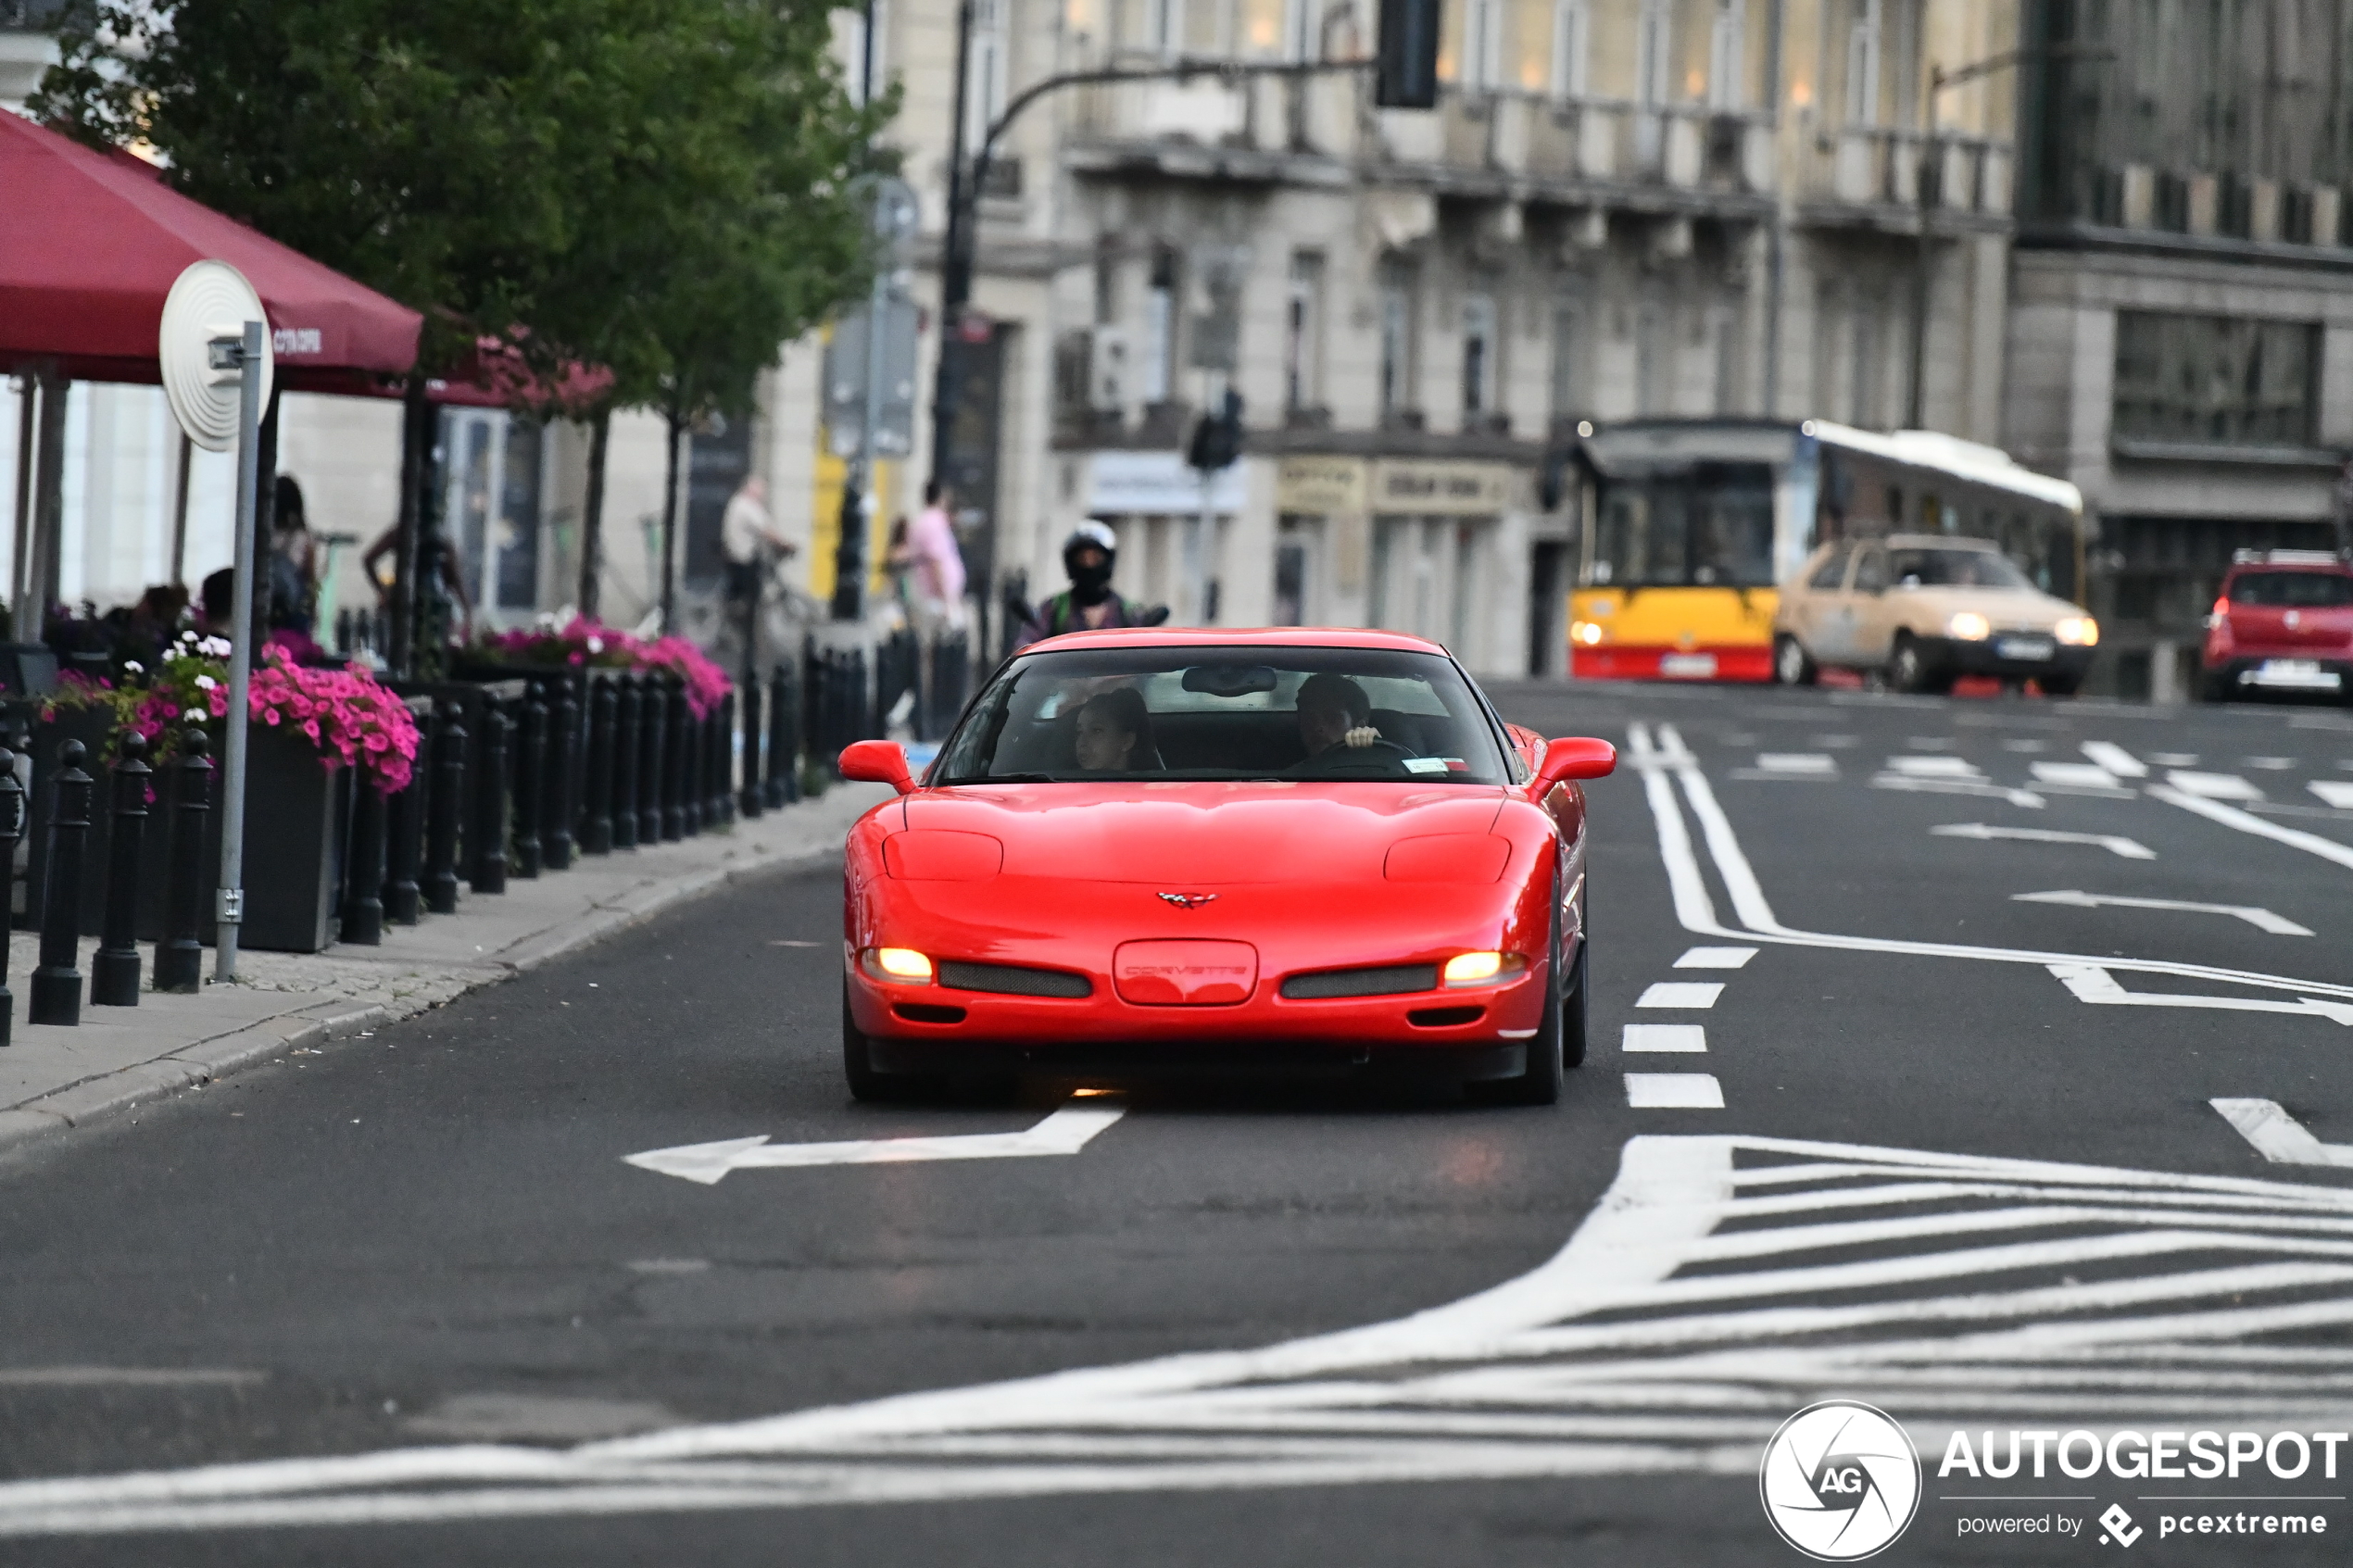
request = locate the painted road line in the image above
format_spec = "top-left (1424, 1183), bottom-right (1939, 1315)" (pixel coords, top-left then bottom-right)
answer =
top-left (2012, 890), bottom-right (2314, 936)
top-left (1623, 722), bottom-right (2353, 1009)
top-left (2246, 757), bottom-right (2297, 771)
top-left (2312, 781), bottom-right (2353, 809)
top-left (2081, 740), bottom-right (2148, 778)
top-left (1755, 753), bottom-right (1837, 775)
top-left (2149, 752), bottom-right (2200, 767)
top-left (2029, 761), bottom-right (2129, 792)
top-left (623, 1097), bottom-right (1127, 1184)
top-left (1674, 947), bottom-right (1757, 969)
top-left (2167, 770), bottom-right (2265, 802)
top-left (1885, 755), bottom-right (1983, 778)
top-left (2149, 785), bottom-right (2353, 874)
top-left (1622, 1025), bottom-right (1708, 1053)
top-left (2211, 1099), bottom-right (2353, 1170)
top-left (1931, 822), bottom-right (2155, 859)
top-left (1871, 775), bottom-right (2045, 809)
top-left (1636, 983), bottom-right (1724, 1010)
top-left (1624, 1073), bottom-right (1724, 1108)
top-left (2048, 963), bottom-right (2353, 1025)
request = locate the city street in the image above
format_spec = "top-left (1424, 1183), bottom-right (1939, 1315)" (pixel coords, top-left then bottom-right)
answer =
top-left (3, 682), bottom-right (2353, 1564)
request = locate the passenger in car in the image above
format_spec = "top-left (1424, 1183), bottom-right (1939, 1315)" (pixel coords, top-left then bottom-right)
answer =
top-left (1073, 688), bottom-right (1160, 772)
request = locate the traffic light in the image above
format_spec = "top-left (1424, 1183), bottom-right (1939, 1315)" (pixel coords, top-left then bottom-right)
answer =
top-left (1375, 0), bottom-right (1441, 109)
top-left (1188, 389), bottom-right (1245, 472)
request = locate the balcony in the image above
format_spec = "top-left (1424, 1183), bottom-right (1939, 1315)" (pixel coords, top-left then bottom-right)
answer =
top-left (1383, 90), bottom-right (1772, 209)
top-left (1802, 124), bottom-right (2012, 227)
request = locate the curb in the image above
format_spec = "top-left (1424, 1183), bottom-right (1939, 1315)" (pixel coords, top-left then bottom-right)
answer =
top-left (0, 805), bottom-right (862, 1166)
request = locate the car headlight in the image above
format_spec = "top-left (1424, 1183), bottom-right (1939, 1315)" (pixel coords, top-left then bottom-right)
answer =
top-left (2055, 616), bottom-right (2099, 646)
top-left (1946, 611), bottom-right (1992, 641)
top-left (1441, 951), bottom-right (1528, 987)
top-left (863, 947), bottom-right (934, 983)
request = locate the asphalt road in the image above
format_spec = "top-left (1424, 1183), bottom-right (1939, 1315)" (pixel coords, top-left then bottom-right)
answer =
top-left (4, 680), bottom-right (2353, 1565)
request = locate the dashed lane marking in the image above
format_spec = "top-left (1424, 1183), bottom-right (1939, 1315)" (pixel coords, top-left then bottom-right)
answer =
top-left (2012, 891), bottom-right (2314, 936)
top-left (2167, 771), bottom-right (2264, 802)
top-left (2312, 781), bottom-right (2353, 810)
top-left (2080, 740), bottom-right (2149, 778)
top-left (1623, 1073), bottom-right (1724, 1108)
top-left (1674, 947), bottom-right (1757, 970)
top-left (1753, 753), bottom-right (1837, 775)
top-left (2029, 760), bottom-right (2130, 793)
top-left (1636, 983), bottom-right (1723, 1010)
top-left (1884, 755), bottom-right (1982, 778)
top-left (2211, 1099), bottom-right (2353, 1170)
top-left (1622, 1025), bottom-right (1707, 1054)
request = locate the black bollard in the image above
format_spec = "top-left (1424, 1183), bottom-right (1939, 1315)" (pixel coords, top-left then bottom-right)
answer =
top-left (712, 691), bottom-right (736, 826)
top-left (636, 675), bottom-right (666, 847)
top-left (680, 704), bottom-right (704, 838)
top-left (154, 730), bottom-right (210, 994)
top-left (472, 700), bottom-right (510, 894)
top-left (31, 740), bottom-right (93, 1025)
top-left (769, 659), bottom-right (797, 806)
top-left (383, 719), bottom-right (425, 926)
top-left (737, 677), bottom-right (764, 820)
top-left (341, 772), bottom-right (386, 946)
top-left (544, 678), bottom-right (577, 870)
top-left (91, 731), bottom-right (152, 1006)
top-left (424, 709), bottom-right (466, 914)
top-left (0, 744), bottom-right (22, 1039)
top-left (613, 675), bottom-right (642, 851)
top-left (582, 679), bottom-right (616, 855)
top-left (661, 682), bottom-right (687, 842)
top-left (512, 687), bottom-right (545, 878)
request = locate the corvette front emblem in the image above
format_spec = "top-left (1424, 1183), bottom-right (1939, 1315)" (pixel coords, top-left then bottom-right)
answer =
top-left (1158, 892), bottom-right (1218, 909)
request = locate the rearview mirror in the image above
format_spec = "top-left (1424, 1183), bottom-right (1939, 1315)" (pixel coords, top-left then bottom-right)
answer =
top-left (838, 739), bottom-right (915, 795)
top-left (1179, 663), bottom-right (1277, 696)
top-left (1531, 735), bottom-right (1616, 794)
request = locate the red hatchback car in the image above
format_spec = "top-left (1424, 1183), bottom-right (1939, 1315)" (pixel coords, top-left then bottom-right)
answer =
top-left (836, 628), bottom-right (1615, 1105)
top-left (2202, 551), bottom-right (2353, 702)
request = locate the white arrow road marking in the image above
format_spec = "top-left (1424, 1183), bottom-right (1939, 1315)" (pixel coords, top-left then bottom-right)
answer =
top-left (2150, 784), bottom-right (2353, 874)
top-left (2311, 780), bottom-right (2353, 809)
top-left (1931, 822), bottom-right (2154, 859)
top-left (1871, 774), bottom-right (2045, 809)
top-left (2081, 740), bottom-right (2148, 778)
top-left (2047, 963), bottom-right (2353, 1025)
top-left (2211, 1099), bottom-right (2353, 1169)
top-left (2013, 890), bottom-right (2314, 935)
top-left (623, 1098), bottom-right (1127, 1185)
top-left (23, 1135), bottom-right (2353, 1533)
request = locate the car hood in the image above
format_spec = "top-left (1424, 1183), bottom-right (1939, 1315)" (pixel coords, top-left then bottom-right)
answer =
top-left (1889, 586), bottom-right (2081, 629)
top-left (896, 782), bottom-right (1513, 884)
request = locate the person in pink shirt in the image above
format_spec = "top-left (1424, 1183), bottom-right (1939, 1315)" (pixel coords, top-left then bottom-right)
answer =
top-left (905, 481), bottom-right (967, 631)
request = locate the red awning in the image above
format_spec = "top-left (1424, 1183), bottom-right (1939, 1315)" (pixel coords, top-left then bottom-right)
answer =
top-left (0, 111), bottom-right (421, 392)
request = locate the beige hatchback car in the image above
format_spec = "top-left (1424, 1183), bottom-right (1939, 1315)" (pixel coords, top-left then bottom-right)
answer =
top-left (1773, 535), bottom-right (2098, 695)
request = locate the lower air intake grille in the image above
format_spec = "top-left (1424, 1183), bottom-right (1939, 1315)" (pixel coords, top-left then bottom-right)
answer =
top-left (1280, 963), bottom-right (1440, 1000)
top-left (937, 961), bottom-right (1093, 998)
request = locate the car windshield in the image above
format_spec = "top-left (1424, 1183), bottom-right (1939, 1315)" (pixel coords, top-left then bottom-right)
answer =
top-left (2229, 571), bottom-right (2353, 608)
top-left (1885, 547), bottom-right (2033, 591)
top-left (933, 646), bottom-right (1514, 785)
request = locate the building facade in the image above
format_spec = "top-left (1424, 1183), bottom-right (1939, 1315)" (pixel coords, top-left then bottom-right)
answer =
top-left (2005, 0), bottom-right (2353, 700)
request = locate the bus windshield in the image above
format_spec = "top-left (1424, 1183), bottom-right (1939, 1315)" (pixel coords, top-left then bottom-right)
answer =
top-left (1591, 464), bottom-right (1774, 588)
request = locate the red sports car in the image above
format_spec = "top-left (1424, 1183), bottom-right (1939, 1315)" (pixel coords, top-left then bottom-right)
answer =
top-left (836, 628), bottom-right (1615, 1103)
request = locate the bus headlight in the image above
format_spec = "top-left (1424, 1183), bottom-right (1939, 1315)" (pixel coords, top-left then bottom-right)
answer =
top-left (1946, 611), bottom-right (1992, 641)
top-left (2055, 616), bottom-right (2099, 646)
top-left (1570, 620), bottom-right (1605, 646)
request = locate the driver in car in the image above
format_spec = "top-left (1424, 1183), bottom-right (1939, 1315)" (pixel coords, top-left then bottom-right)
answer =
top-left (1292, 673), bottom-right (1407, 773)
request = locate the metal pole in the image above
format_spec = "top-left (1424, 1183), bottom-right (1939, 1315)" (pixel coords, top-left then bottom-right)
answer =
top-left (854, 245), bottom-right (890, 620)
top-left (1760, 0), bottom-right (1786, 418)
top-left (1906, 76), bottom-right (1937, 432)
top-left (929, 0), bottom-right (977, 492)
top-left (214, 320), bottom-right (264, 984)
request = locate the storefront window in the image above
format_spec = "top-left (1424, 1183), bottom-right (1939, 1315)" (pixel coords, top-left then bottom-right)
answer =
top-left (2112, 312), bottom-right (2320, 448)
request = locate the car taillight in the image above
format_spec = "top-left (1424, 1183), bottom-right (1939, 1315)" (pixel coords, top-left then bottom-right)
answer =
top-left (2208, 596), bottom-right (2229, 632)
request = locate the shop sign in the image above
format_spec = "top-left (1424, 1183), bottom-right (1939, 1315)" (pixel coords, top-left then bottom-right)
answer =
top-left (1275, 456), bottom-right (1369, 514)
top-left (1088, 450), bottom-right (1246, 515)
top-left (1371, 458), bottom-right (1517, 516)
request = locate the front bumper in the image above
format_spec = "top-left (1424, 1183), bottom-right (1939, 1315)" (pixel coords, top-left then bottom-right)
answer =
top-left (1913, 634), bottom-right (2095, 682)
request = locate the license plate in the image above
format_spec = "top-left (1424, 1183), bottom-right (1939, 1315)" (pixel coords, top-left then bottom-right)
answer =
top-left (1994, 636), bottom-right (2055, 661)
top-left (1659, 653), bottom-right (1718, 679)
top-left (2252, 659), bottom-right (2342, 691)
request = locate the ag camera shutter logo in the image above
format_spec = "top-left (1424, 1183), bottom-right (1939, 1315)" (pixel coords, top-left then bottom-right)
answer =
top-left (1759, 1400), bottom-right (1922, 1561)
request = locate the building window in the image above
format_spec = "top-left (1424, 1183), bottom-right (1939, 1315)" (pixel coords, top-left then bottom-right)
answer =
top-left (1461, 0), bottom-right (1504, 92)
top-left (1706, 0), bottom-right (1744, 108)
top-left (1634, 0), bottom-right (1671, 107)
top-left (1378, 257), bottom-right (1416, 418)
top-left (1280, 0), bottom-right (1315, 60)
top-left (1843, 0), bottom-right (1882, 127)
top-left (965, 0), bottom-right (1009, 150)
top-left (1142, 248), bottom-right (1178, 401)
top-left (1285, 252), bottom-right (1324, 412)
top-left (1148, 0), bottom-right (1182, 56)
top-left (2113, 313), bottom-right (2321, 448)
top-left (1461, 290), bottom-right (1498, 420)
top-left (1550, 0), bottom-right (1588, 97)
top-left (1550, 295), bottom-right (1585, 420)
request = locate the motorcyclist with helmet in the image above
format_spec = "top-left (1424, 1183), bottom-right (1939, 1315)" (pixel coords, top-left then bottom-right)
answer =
top-left (1010, 521), bottom-right (1168, 648)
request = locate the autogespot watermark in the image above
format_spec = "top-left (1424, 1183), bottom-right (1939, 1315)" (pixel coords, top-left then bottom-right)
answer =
top-left (1759, 1400), bottom-right (1923, 1561)
top-left (1933, 1426), bottom-right (2347, 1549)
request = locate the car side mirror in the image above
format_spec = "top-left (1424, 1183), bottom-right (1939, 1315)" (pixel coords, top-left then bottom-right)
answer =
top-left (838, 739), bottom-right (916, 795)
top-left (1532, 735), bottom-right (1616, 794)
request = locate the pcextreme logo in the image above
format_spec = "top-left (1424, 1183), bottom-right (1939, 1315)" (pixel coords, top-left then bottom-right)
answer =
top-left (1759, 1400), bottom-right (1923, 1561)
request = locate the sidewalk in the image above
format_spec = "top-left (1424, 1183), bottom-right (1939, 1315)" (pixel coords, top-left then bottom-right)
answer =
top-left (0, 783), bottom-right (891, 1160)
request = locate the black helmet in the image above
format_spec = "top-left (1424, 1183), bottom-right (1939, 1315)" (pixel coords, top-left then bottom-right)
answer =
top-left (1063, 520), bottom-right (1118, 605)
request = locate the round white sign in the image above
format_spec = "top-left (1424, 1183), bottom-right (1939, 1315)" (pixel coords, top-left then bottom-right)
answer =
top-left (1757, 1400), bottom-right (1921, 1561)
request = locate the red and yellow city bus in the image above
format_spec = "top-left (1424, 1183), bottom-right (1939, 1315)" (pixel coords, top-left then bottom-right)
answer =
top-left (1566, 419), bottom-right (2085, 682)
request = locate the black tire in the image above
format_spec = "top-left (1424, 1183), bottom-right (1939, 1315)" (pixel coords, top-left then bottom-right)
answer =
top-left (2198, 668), bottom-right (2233, 704)
top-left (2039, 672), bottom-right (2082, 698)
top-left (1772, 633), bottom-right (1818, 686)
top-left (1888, 633), bottom-right (1946, 696)
top-left (843, 982), bottom-right (919, 1102)
top-left (1560, 933), bottom-right (1588, 1069)
top-left (1478, 893), bottom-right (1566, 1107)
